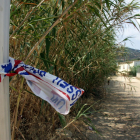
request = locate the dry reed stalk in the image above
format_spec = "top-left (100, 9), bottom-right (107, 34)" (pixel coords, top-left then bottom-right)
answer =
top-left (72, 124), bottom-right (88, 140)
top-left (10, 0), bottom-right (47, 39)
top-left (16, 90), bottom-right (29, 129)
top-left (11, 108), bottom-right (16, 129)
top-left (25, 0), bottom-right (78, 61)
top-left (15, 126), bottom-right (25, 140)
top-left (51, 119), bottom-right (75, 140)
top-left (34, 44), bottom-right (44, 67)
top-left (74, 62), bottom-right (93, 76)
top-left (11, 78), bottom-right (24, 140)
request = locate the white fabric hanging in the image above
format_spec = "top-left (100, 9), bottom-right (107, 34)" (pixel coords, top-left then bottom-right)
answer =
top-left (0, 57), bottom-right (84, 115)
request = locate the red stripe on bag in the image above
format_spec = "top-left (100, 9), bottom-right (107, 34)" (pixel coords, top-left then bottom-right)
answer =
top-left (81, 90), bottom-right (84, 95)
top-left (58, 90), bottom-right (70, 100)
top-left (6, 73), bottom-right (17, 76)
top-left (26, 71), bottom-right (70, 101)
top-left (14, 60), bottom-right (22, 67)
top-left (15, 67), bottom-right (25, 73)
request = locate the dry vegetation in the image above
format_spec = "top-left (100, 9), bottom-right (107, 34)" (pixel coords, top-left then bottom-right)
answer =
top-left (9, 0), bottom-right (140, 139)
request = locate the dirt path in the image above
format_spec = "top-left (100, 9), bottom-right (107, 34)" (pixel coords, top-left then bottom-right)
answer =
top-left (87, 76), bottom-right (140, 140)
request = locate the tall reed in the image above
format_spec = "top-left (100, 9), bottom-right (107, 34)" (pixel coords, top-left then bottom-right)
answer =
top-left (9, 0), bottom-right (140, 139)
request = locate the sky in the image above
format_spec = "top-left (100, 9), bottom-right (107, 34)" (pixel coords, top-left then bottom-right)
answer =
top-left (117, 0), bottom-right (140, 50)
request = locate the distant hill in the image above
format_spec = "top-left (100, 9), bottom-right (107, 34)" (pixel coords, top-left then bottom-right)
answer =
top-left (117, 47), bottom-right (140, 62)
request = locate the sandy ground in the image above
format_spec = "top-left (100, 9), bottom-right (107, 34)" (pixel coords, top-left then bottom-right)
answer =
top-left (86, 76), bottom-right (140, 140)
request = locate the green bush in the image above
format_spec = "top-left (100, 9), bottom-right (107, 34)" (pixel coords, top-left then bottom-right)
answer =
top-left (129, 66), bottom-right (140, 76)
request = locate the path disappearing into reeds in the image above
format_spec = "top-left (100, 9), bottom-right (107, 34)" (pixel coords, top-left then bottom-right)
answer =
top-left (87, 76), bottom-right (140, 140)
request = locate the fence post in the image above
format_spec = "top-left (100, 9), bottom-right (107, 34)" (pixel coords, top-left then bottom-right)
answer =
top-left (0, 0), bottom-right (11, 140)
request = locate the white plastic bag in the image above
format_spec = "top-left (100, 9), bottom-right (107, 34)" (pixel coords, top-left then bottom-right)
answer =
top-left (0, 57), bottom-right (84, 115)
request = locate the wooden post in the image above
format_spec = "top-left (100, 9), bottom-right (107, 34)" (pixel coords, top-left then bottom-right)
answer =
top-left (0, 0), bottom-right (11, 140)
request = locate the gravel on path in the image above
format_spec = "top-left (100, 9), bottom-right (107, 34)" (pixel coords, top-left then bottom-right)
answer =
top-left (87, 76), bottom-right (140, 140)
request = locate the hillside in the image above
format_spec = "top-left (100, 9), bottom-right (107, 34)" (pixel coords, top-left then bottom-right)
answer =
top-left (118, 47), bottom-right (140, 62)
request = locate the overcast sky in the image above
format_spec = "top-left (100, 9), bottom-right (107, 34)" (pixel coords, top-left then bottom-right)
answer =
top-left (117, 0), bottom-right (140, 50)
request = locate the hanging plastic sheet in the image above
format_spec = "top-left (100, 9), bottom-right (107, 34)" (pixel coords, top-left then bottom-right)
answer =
top-left (0, 57), bottom-right (84, 115)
